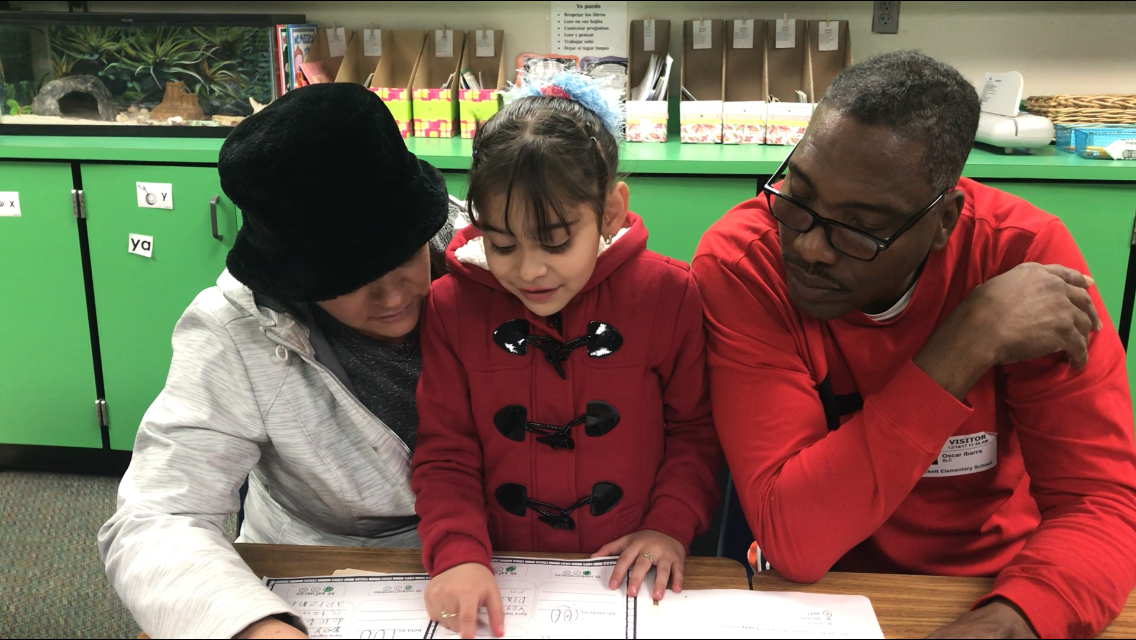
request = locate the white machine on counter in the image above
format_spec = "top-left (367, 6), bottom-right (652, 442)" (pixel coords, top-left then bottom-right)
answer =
top-left (975, 71), bottom-right (1054, 154)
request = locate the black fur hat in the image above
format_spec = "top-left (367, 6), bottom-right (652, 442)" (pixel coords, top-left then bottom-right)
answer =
top-left (219, 83), bottom-right (448, 302)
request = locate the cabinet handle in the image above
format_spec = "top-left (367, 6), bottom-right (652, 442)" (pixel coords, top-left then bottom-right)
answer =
top-left (210, 196), bottom-right (223, 241)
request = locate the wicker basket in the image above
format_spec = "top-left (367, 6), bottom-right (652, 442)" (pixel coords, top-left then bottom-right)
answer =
top-left (1023, 94), bottom-right (1136, 125)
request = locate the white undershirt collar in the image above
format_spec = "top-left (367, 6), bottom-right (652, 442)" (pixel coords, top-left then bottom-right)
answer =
top-left (863, 279), bottom-right (918, 323)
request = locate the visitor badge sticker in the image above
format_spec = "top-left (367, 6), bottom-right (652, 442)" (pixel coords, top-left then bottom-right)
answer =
top-left (924, 432), bottom-right (997, 477)
top-left (0, 192), bottom-right (20, 217)
top-left (137, 182), bottom-right (173, 209)
top-left (128, 233), bottom-right (154, 258)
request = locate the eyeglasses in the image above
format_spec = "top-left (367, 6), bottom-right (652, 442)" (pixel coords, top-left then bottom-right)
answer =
top-left (494, 402), bottom-right (620, 450)
top-left (493, 319), bottom-right (623, 379)
top-left (496, 482), bottom-right (623, 530)
top-left (762, 147), bottom-right (949, 262)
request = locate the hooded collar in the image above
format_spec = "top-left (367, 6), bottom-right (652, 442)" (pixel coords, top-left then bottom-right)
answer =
top-left (444, 212), bottom-right (649, 295)
top-left (217, 269), bottom-right (315, 356)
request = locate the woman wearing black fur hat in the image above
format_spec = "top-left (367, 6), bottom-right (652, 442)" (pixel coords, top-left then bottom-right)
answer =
top-left (98, 84), bottom-right (465, 639)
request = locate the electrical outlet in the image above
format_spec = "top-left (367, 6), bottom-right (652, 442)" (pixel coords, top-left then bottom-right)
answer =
top-left (873, 0), bottom-right (900, 34)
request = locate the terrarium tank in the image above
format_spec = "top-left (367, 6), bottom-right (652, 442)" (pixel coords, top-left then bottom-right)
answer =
top-left (0, 11), bottom-right (303, 136)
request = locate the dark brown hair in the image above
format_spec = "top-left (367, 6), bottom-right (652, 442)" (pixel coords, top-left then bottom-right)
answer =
top-left (467, 96), bottom-right (620, 244)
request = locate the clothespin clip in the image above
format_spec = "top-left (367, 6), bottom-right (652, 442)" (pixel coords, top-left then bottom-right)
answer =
top-left (826, 13), bottom-right (832, 27)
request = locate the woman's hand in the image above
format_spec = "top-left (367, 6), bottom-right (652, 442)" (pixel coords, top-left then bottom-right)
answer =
top-left (592, 529), bottom-right (686, 600)
top-left (423, 563), bottom-right (505, 639)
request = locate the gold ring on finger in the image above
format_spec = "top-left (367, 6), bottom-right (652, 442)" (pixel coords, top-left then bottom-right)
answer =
top-left (643, 551), bottom-right (655, 564)
top-left (441, 611), bottom-right (458, 619)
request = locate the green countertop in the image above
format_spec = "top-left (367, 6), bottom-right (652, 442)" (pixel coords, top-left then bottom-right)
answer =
top-left (2, 134), bottom-right (1135, 181)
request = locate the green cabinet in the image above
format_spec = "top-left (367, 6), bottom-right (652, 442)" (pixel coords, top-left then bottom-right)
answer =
top-left (626, 176), bottom-right (757, 263)
top-left (0, 162), bottom-right (101, 448)
top-left (82, 164), bottom-right (238, 450)
top-left (442, 171), bottom-right (468, 199)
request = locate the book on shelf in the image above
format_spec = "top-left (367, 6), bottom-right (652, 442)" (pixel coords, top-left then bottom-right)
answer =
top-left (287, 24), bottom-right (319, 91)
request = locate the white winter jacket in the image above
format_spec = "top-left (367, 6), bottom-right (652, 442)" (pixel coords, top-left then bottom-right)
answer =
top-left (98, 270), bottom-right (422, 638)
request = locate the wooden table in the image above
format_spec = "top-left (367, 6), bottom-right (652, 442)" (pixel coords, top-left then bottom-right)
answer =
top-left (752, 570), bottom-right (1136, 639)
top-left (234, 543), bottom-right (751, 591)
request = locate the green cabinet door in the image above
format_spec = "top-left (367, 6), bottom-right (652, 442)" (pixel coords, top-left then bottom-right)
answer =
top-left (982, 181), bottom-right (1136, 406)
top-left (625, 176), bottom-right (757, 262)
top-left (0, 162), bottom-right (101, 448)
top-left (442, 171), bottom-right (468, 199)
top-left (82, 164), bottom-right (238, 450)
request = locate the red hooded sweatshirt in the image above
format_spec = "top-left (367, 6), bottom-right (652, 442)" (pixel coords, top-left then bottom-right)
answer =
top-left (692, 178), bottom-right (1136, 639)
top-left (412, 213), bottom-right (722, 576)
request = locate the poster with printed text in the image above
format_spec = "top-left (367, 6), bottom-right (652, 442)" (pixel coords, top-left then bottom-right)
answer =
top-left (551, 1), bottom-right (628, 57)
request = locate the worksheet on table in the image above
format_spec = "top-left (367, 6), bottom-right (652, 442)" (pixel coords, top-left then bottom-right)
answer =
top-left (635, 573), bottom-right (885, 639)
top-left (428, 556), bottom-right (633, 639)
top-left (264, 557), bottom-right (632, 639)
top-left (264, 573), bottom-right (432, 639)
top-left (264, 558), bottom-right (883, 639)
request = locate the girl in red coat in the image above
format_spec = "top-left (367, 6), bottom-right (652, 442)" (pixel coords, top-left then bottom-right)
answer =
top-left (411, 74), bottom-right (720, 638)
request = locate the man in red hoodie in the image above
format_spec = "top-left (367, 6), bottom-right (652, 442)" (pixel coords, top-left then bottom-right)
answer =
top-left (694, 50), bottom-right (1136, 639)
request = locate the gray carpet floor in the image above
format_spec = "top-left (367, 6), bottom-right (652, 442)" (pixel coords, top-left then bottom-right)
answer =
top-left (0, 471), bottom-right (237, 639)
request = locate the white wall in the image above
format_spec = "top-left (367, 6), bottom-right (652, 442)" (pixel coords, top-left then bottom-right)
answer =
top-left (13, 1), bottom-right (1136, 96)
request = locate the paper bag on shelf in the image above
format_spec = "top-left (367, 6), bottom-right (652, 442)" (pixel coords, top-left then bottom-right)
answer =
top-left (625, 19), bottom-right (672, 142)
top-left (369, 30), bottom-right (427, 138)
top-left (807, 20), bottom-right (852, 102)
top-left (458, 30), bottom-right (505, 139)
top-left (680, 19), bottom-right (725, 144)
top-left (724, 19), bottom-right (766, 144)
top-left (412, 30), bottom-right (467, 138)
top-left (334, 29), bottom-right (384, 85)
top-left (765, 19), bottom-right (809, 103)
top-left (304, 27), bottom-right (347, 81)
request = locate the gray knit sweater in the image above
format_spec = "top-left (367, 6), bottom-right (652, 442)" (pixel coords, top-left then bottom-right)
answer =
top-left (312, 307), bottom-right (421, 450)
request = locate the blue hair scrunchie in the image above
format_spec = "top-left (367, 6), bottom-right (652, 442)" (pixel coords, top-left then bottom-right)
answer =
top-left (509, 71), bottom-right (624, 135)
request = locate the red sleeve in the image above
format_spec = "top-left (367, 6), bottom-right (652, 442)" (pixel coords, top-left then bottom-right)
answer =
top-left (978, 220), bottom-right (1136, 639)
top-left (692, 224), bottom-right (973, 583)
top-left (411, 281), bottom-right (493, 576)
top-left (638, 269), bottom-right (723, 550)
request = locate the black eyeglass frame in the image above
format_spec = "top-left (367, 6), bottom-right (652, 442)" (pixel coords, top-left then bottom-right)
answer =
top-left (762, 146), bottom-right (951, 262)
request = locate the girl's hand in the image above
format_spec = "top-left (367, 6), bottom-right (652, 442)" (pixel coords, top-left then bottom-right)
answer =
top-left (592, 529), bottom-right (686, 600)
top-left (424, 563), bottom-right (505, 639)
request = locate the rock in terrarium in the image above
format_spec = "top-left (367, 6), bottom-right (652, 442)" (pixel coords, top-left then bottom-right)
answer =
top-left (150, 82), bottom-right (206, 122)
top-left (32, 75), bottom-right (117, 121)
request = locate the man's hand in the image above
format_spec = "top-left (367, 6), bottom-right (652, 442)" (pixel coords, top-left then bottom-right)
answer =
top-left (423, 562), bottom-right (504, 639)
top-left (925, 599), bottom-right (1038, 639)
top-left (593, 529), bottom-right (686, 600)
top-left (916, 263), bottom-right (1100, 400)
top-left (234, 617), bottom-right (308, 639)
